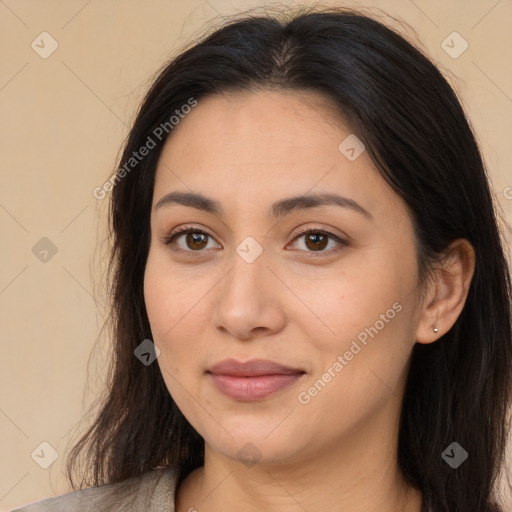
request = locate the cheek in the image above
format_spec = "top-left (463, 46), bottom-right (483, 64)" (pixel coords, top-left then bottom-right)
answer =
top-left (144, 263), bottom-right (201, 418)
top-left (144, 254), bottom-right (191, 374)
top-left (298, 246), bottom-right (417, 396)
top-left (144, 248), bottom-right (203, 338)
top-left (143, 249), bottom-right (217, 390)
top-left (295, 255), bottom-right (407, 354)
top-left (297, 300), bottom-right (412, 435)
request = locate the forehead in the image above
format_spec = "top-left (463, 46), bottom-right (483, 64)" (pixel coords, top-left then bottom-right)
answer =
top-left (152, 89), bottom-right (402, 223)
top-left (165, 88), bottom-right (349, 148)
top-left (155, 89), bottom-right (356, 182)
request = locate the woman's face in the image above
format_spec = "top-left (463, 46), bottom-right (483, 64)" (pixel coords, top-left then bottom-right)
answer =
top-left (144, 89), bottom-right (424, 466)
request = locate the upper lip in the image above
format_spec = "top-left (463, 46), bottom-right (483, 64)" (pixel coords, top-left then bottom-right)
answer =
top-left (207, 359), bottom-right (305, 377)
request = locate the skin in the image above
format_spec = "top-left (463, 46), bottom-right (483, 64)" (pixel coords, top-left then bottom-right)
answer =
top-left (143, 89), bottom-right (475, 512)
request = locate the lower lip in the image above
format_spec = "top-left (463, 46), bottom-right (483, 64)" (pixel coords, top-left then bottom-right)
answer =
top-left (209, 373), bottom-right (304, 401)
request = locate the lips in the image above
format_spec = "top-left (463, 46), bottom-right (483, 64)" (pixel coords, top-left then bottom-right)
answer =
top-left (208, 358), bottom-right (304, 376)
top-left (207, 359), bottom-right (305, 401)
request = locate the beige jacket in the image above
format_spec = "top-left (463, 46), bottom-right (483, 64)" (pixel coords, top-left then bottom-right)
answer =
top-left (11, 467), bottom-right (178, 512)
top-left (12, 467), bottom-right (434, 511)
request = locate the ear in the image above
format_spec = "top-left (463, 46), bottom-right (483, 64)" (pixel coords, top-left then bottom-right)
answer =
top-left (415, 238), bottom-right (475, 344)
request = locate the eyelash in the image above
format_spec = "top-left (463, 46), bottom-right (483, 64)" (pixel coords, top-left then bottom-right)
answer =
top-left (162, 226), bottom-right (348, 257)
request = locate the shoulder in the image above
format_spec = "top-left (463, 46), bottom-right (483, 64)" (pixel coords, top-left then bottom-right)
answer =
top-left (11, 466), bottom-right (179, 512)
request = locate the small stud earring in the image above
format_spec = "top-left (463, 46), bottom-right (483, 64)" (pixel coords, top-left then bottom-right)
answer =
top-left (433, 326), bottom-right (439, 334)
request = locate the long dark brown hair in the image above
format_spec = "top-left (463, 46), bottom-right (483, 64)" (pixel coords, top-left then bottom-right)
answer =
top-left (67, 6), bottom-right (512, 511)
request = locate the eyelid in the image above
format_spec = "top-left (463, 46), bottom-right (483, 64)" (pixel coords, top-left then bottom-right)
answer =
top-left (162, 225), bottom-right (220, 256)
top-left (287, 226), bottom-right (348, 255)
top-left (162, 224), bottom-right (348, 256)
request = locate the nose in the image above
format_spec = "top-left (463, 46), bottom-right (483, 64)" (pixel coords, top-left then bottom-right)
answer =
top-left (211, 245), bottom-right (286, 341)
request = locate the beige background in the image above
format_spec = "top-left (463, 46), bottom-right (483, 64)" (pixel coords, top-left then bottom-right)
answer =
top-left (1, 0), bottom-right (511, 510)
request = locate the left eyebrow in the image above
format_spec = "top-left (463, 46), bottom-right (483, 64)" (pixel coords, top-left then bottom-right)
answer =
top-left (155, 191), bottom-right (373, 221)
top-left (270, 192), bottom-right (372, 221)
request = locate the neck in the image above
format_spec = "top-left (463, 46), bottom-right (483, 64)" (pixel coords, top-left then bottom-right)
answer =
top-left (175, 401), bottom-right (423, 512)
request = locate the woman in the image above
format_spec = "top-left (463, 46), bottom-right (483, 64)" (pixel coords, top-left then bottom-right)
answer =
top-left (13, 5), bottom-right (512, 512)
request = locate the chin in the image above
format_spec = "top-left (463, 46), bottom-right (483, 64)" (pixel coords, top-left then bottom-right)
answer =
top-left (200, 421), bottom-right (311, 468)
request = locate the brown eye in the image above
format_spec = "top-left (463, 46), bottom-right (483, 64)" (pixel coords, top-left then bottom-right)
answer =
top-left (304, 232), bottom-right (329, 251)
top-left (164, 226), bottom-right (347, 257)
top-left (184, 232), bottom-right (208, 250)
top-left (164, 228), bottom-right (220, 254)
top-left (289, 228), bottom-right (347, 255)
